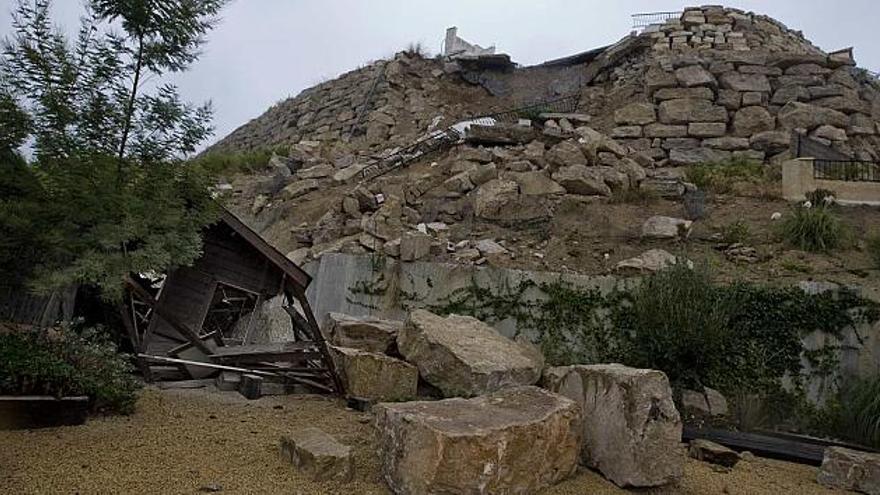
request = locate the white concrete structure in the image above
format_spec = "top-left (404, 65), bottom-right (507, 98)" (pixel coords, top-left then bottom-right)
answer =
top-left (443, 27), bottom-right (496, 58)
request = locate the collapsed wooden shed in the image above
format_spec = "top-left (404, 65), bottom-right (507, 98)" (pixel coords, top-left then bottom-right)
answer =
top-left (121, 207), bottom-right (341, 394)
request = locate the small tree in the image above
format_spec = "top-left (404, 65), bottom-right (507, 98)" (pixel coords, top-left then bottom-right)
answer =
top-left (0, 0), bottom-right (228, 298)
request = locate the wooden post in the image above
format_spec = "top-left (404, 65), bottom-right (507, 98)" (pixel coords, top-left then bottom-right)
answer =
top-left (119, 300), bottom-right (153, 382)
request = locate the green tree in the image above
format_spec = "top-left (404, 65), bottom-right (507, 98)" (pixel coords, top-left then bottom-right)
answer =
top-left (0, 0), bottom-right (227, 298)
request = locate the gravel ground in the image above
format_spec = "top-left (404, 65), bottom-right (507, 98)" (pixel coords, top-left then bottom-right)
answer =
top-left (0, 387), bottom-right (845, 495)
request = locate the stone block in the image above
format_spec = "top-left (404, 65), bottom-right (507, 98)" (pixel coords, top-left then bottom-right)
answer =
top-left (614, 102), bottom-right (657, 125)
top-left (330, 346), bottom-right (418, 401)
top-left (644, 123), bottom-right (689, 138)
top-left (658, 99), bottom-right (728, 124)
top-left (732, 106), bottom-right (775, 137)
top-left (653, 87), bottom-right (715, 101)
top-left (689, 439), bottom-right (740, 467)
top-left (397, 310), bottom-right (543, 397)
top-left (238, 374), bottom-right (262, 400)
top-left (280, 428), bottom-right (353, 482)
top-left (688, 122), bottom-right (728, 137)
top-left (324, 312), bottom-right (401, 353)
top-left (375, 387), bottom-right (581, 495)
top-left (215, 371), bottom-right (241, 392)
top-left (719, 72), bottom-right (771, 92)
top-left (817, 447), bottom-right (880, 494)
top-left (641, 216), bottom-right (693, 239)
top-left (400, 231), bottom-right (431, 262)
top-left (668, 147), bottom-right (732, 165)
top-left (674, 65), bottom-right (717, 88)
top-left (543, 364), bottom-right (683, 487)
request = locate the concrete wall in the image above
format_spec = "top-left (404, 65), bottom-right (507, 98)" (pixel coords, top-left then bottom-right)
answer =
top-left (304, 253), bottom-right (880, 403)
top-left (783, 158), bottom-right (880, 206)
top-left (443, 27), bottom-right (496, 58)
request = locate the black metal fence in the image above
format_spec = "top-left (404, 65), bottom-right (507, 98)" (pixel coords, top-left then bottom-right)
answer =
top-left (814, 159), bottom-right (880, 183)
top-left (632, 11), bottom-right (682, 29)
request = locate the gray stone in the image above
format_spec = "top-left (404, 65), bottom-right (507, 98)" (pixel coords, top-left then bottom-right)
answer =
top-left (552, 165), bottom-right (612, 196)
top-left (468, 163), bottom-right (498, 186)
top-left (741, 92), bottom-right (764, 106)
top-left (281, 179), bottom-right (319, 200)
top-left (458, 146), bottom-right (494, 163)
top-left (614, 102), bottom-right (657, 125)
top-left (777, 101), bottom-right (849, 130)
top-left (400, 232), bottom-right (431, 262)
top-left (675, 65), bottom-right (717, 88)
top-left (641, 216), bottom-right (693, 239)
top-left (668, 147), bottom-right (732, 165)
top-left (296, 163), bottom-right (334, 180)
top-left (280, 428), bottom-right (354, 482)
top-left (475, 239), bottom-right (508, 255)
top-left (616, 249), bottom-right (681, 273)
top-left (689, 440), bottom-right (740, 468)
top-left (720, 72), bottom-right (771, 92)
top-left (473, 179), bottom-right (551, 223)
top-left (324, 312), bottom-right (401, 353)
top-left (732, 106), bottom-right (775, 137)
top-left (375, 387), bottom-right (582, 495)
top-left (610, 126), bottom-right (643, 138)
top-left (508, 171), bottom-right (566, 196)
top-left (813, 95), bottom-right (870, 115)
top-left (817, 447), bottom-right (880, 494)
top-left (662, 138), bottom-right (701, 150)
top-left (749, 130), bottom-right (791, 154)
top-left (546, 140), bottom-right (587, 167)
top-left (785, 63), bottom-right (831, 76)
top-left (238, 374), bottom-right (262, 400)
top-left (716, 89), bottom-right (742, 110)
top-left (681, 387), bottom-right (729, 416)
top-left (397, 309), bottom-right (544, 397)
top-left (811, 124), bottom-right (848, 142)
top-left (653, 87), bottom-right (715, 101)
top-left (688, 122), bottom-right (727, 137)
top-left (703, 137), bottom-right (750, 150)
top-left (658, 99), bottom-right (728, 124)
top-left (214, 371), bottom-right (241, 392)
top-left (330, 346), bottom-right (418, 401)
top-left (543, 364), bottom-right (683, 488)
top-left (644, 123), bottom-right (689, 138)
top-left (771, 86), bottom-right (811, 105)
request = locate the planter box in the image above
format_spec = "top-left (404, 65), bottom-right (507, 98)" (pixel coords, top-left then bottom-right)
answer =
top-left (0, 396), bottom-right (89, 430)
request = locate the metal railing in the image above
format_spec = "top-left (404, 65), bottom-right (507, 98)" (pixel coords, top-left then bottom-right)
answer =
top-left (632, 11), bottom-right (682, 30)
top-left (814, 159), bottom-right (880, 183)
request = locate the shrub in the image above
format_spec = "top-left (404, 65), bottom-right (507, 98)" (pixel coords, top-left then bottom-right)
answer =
top-left (188, 147), bottom-right (288, 177)
top-left (0, 325), bottom-right (141, 414)
top-left (719, 220), bottom-right (750, 244)
top-left (779, 204), bottom-right (846, 252)
top-left (805, 188), bottom-right (836, 208)
top-left (685, 158), bottom-right (766, 194)
top-left (404, 42), bottom-right (427, 58)
top-left (611, 263), bottom-right (732, 388)
top-left (820, 377), bottom-right (880, 449)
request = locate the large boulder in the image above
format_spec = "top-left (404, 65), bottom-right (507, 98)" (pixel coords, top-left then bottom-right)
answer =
top-left (732, 106), bottom-right (775, 137)
top-left (280, 428), bottom-right (354, 482)
top-left (552, 165), bottom-right (612, 196)
top-left (543, 364), bottom-right (683, 487)
top-left (777, 101), bottom-right (849, 130)
top-left (658, 99), bottom-right (728, 124)
top-left (473, 179), bottom-right (551, 223)
top-left (324, 312), bottom-right (401, 353)
top-left (817, 447), bottom-right (880, 494)
top-left (375, 386), bottom-right (582, 495)
top-left (614, 102), bottom-right (657, 125)
top-left (689, 439), bottom-right (740, 468)
top-left (330, 346), bottom-right (418, 401)
top-left (546, 140), bottom-right (587, 168)
top-left (397, 310), bottom-right (543, 397)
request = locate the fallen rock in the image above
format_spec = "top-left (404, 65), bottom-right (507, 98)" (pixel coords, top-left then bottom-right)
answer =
top-left (475, 239), bottom-right (508, 255)
top-left (330, 346), bottom-right (418, 401)
top-left (324, 312), bottom-right (401, 353)
top-left (375, 386), bottom-right (582, 495)
top-left (681, 387), bottom-right (729, 417)
top-left (474, 179), bottom-right (551, 223)
top-left (689, 439), bottom-right (740, 468)
top-left (641, 216), bottom-right (693, 239)
top-left (543, 364), bottom-right (683, 487)
top-left (616, 249), bottom-right (680, 273)
top-left (280, 427), bottom-right (354, 482)
top-left (400, 231), bottom-right (431, 262)
top-left (546, 140), bottom-right (588, 167)
top-left (281, 179), bottom-right (319, 200)
top-left (552, 165), bottom-right (612, 196)
top-left (398, 309), bottom-right (543, 397)
top-left (817, 447), bottom-right (880, 494)
top-left (508, 171), bottom-right (566, 196)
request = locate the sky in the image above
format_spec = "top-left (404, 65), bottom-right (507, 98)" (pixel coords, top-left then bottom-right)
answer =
top-left (1, 0), bottom-right (878, 150)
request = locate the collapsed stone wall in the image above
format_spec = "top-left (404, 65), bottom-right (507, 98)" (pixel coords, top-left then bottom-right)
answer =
top-left (206, 52), bottom-right (489, 155)
top-left (585, 6), bottom-right (880, 166)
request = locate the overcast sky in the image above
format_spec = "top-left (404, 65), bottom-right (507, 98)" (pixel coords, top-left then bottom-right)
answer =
top-left (1, 0), bottom-right (878, 150)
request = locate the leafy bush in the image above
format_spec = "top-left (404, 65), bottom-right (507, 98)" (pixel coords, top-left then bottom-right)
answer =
top-left (611, 264), bottom-right (732, 388)
top-left (0, 326), bottom-right (141, 414)
top-left (819, 377), bottom-right (880, 449)
top-left (685, 158), bottom-right (766, 194)
top-left (188, 147), bottom-right (287, 177)
top-left (779, 204), bottom-right (846, 252)
top-left (719, 220), bottom-right (750, 244)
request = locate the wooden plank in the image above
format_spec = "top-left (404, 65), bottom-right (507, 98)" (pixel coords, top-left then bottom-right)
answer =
top-left (288, 283), bottom-right (344, 395)
top-left (125, 276), bottom-right (213, 355)
top-left (118, 302), bottom-right (153, 382)
top-left (682, 426), bottom-right (826, 465)
top-left (209, 341), bottom-right (321, 363)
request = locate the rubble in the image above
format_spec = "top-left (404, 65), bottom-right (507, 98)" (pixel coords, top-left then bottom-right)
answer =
top-left (543, 364), bottom-right (684, 487)
top-left (397, 309), bottom-right (544, 397)
top-left (374, 386), bottom-right (581, 494)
